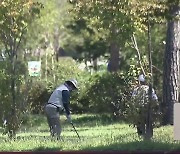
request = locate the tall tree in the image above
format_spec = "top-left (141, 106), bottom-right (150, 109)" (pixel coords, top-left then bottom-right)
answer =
top-left (26, 0), bottom-right (73, 59)
top-left (66, 18), bottom-right (108, 69)
top-left (0, 0), bottom-right (42, 138)
top-left (69, 0), bottom-right (135, 72)
top-left (24, 0), bottom-right (76, 83)
top-left (126, 0), bottom-right (166, 139)
top-left (162, 0), bottom-right (180, 125)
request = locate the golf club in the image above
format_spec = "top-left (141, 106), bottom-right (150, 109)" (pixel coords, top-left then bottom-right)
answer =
top-left (70, 122), bottom-right (80, 140)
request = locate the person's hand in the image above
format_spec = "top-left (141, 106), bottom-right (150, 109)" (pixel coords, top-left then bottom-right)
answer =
top-left (66, 114), bottom-right (72, 123)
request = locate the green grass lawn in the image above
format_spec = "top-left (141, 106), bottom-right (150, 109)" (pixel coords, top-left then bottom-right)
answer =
top-left (0, 114), bottom-right (180, 152)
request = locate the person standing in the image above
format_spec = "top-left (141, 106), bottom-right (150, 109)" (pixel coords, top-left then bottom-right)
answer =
top-left (132, 74), bottom-right (158, 137)
top-left (45, 79), bottom-right (78, 140)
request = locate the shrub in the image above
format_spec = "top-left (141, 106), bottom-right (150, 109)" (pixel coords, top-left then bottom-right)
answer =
top-left (25, 80), bottom-right (50, 114)
top-left (26, 57), bottom-right (86, 114)
top-left (122, 56), bottom-right (162, 127)
top-left (76, 55), bottom-right (162, 126)
top-left (41, 56), bottom-right (83, 89)
top-left (124, 88), bottom-right (162, 128)
top-left (0, 60), bottom-right (27, 137)
top-left (78, 72), bottom-right (129, 117)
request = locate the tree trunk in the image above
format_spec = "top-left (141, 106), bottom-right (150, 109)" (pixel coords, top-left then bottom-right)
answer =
top-left (9, 54), bottom-right (17, 139)
top-left (162, 4), bottom-right (180, 125)
top-left (108, 41), bottom-right (120, 72)
top-left (108, 25), bottom-right (120, 72)
top-left (53, 28), bottom-right (60, 62)
top-left (51, 53), bottom-right (56, 84)
top-left (145, 14), bottom-right (153, 140)
top-left (93, 58), bottom-right (98, 71)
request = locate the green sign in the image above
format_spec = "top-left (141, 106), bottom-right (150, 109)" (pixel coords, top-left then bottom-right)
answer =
top-left (28, 61), bottom-right (41, 77)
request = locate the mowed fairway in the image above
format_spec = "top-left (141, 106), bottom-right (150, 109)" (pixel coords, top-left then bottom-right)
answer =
top-left (0, 114), bottom-right (180, 152)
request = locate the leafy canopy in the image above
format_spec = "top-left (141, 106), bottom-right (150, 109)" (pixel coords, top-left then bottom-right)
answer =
top-left (0, 0), bottom-right (43, 53)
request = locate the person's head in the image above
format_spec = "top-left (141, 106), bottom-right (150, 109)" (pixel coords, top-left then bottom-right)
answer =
top-left (65, 79), bottom-right (78, 91)
top-left (138, 74), bottom-right (146, 85)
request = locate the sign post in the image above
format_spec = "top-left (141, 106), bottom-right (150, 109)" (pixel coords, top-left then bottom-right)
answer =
top-left (174, 103), bottom-right (180, 140)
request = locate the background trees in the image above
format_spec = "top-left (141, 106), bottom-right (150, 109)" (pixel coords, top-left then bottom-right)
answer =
top-left (69, 0), bottom-right (135, 72)
top-left (0, 0), bottom-right (179, 139)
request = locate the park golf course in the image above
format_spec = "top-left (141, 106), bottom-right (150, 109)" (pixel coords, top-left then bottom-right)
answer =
top-left (0, 0), bottom-right (180, 153)
top-left (0, 114), bottom-right (179, 152)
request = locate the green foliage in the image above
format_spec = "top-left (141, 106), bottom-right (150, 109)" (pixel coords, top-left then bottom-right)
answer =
top-left (0, 60), bottom-right (27, 137)
top-left (0, 62), bottom-right (11, 122)
top-left (25, 57), bottom-right (86, 114)
top-left (122, 56), bottom-right (162, 128)
top-left (122, 24), bottom-right (165, 106)
top-left (0, 0), bottom-right (43, 138)
top-left (25, 0), bottom-right (74, 52)
top-left (0, 0), bottom-right (168, 139)
top-left (70, 0), bottom-right (135, 36)
top-left (41, 56), bottom-right (84, 90)
top-left (130, 0), bottom-right (167, 32)
top-left (0, 0), bottom-right (43, 50)
top-left (76, 54), bottom-right (162, 127)
top-left (65, 12), bottom-right (109, 61)
top-left (67, 0), bottom-right (168, 72)
top-left (125, 89), bottom-right (161, 128)
top-left (78, 72), bottom-right (128, 116)
top-left (25, 80), bottom-right (50, 114)
top-left (68, 0), bottom-right (135, 61)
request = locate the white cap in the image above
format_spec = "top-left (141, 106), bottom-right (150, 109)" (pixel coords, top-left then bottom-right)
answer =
top-left (138, 74), bottom-right (145, 82)
top-left (66, 79), bottom-right (78, 89)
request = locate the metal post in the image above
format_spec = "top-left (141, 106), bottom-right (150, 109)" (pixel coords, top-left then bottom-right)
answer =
top-left (70, 122), bottom-right (80, 140)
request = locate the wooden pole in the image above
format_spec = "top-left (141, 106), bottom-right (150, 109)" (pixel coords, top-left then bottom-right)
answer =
top-left (145, 11), bottom-right (153, 140)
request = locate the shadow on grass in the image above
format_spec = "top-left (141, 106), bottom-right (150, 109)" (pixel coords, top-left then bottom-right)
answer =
top-left (26, 140), bottom-right (180, 153)
top-left (30, 146), bottom-right (62, 152)
top-left (82, 140), bottom-right (180, 152)
top-left (16, 134), bottom-right (81, 143)
top-left (72, 126), bottom-right (127, 132)
top-left (72, 114), bottom-right (122, 127)
top-left (16, 135), bottom-right (50, 140)
top-left (20, 114), bottom-right (124, 132)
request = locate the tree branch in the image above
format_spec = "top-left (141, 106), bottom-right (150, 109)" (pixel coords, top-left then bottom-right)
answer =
top-left (152, 65), bottom-right (163, 74)
top-left (131, 34), bottom-right (146, 76)
top-left (15, 26), bottom-right (27, 54)
top-left (0, 32), bottom-right (11, 57)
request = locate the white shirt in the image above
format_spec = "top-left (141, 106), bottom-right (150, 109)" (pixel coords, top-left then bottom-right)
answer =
top-left (132, 85), bottom-right (158, 101)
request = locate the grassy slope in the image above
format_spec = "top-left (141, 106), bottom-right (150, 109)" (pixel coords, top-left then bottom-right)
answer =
top-left (0, 114), bottom-right (179, 152)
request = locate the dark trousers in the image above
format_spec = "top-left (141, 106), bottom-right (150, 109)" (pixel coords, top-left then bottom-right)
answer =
top-left (136, 116), bottom-right (153, 138)
top-left (45, 104), bottom-right (61, 139)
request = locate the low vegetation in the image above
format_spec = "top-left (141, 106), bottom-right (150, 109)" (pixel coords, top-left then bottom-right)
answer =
top-left (0, 114), bottom-right (179, 152)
